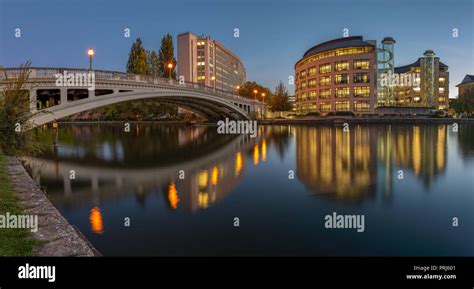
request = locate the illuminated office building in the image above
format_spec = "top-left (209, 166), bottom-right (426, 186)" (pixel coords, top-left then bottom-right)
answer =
top-left (177, 32), bottom-right (246, 92)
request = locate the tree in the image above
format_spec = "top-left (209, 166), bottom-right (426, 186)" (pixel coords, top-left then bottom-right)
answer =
top-left (126, 38), bottom-right (148, 75)
top-left (158, 34), bottom-right (177, 78)
top-left (238, 81), bottom-right (272, 102)
top-left (450, 87), bottom-right (474, 113)
top-left (0, 61), bottom-right (43, 156)
top-left (270, 81), bottom-right (292, 112)
top-left (146, 50), bottom-right (160, 77)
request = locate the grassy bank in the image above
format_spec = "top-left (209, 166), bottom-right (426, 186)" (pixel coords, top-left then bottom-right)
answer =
top-left (0, 154), bottom-right (39, 256)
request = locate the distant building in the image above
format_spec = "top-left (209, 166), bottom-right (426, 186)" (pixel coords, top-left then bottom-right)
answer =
top-left (294, 36), bottom-right (449, 115)
top-left (391, 50), bottom-right (449, 110)
top-left (294, 36), bottom-right (377, 115)
top-left (456, 74), bottom-right (474, 96)
top-left (177, 32), bottom-right (246, 92)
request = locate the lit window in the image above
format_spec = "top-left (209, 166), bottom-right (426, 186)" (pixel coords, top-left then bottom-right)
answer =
top-left (335, 61), bottom-right (349, 71)
top-left (353, 73), bottom-right (370, 83)
top-left (319, 89), bottom-right (331, 98)
top-left (319, 63), bottom-right (331, 74)
top-left (308, 67), bottom-right (317, 76)
top-left (335, 74), bottom-right (349, 84)
top-left (319, 76), bottom-right (331, 86)
top-left (353, 60), bottom-right (370, 70)
top-left (335, 101), bottom-right (350, 111)
top-left (439, 87), bottom-right (445, 94)
top-left (336, 87), bottom-right (349, 98)
top-left (354, 86), bottom-right (370, 97)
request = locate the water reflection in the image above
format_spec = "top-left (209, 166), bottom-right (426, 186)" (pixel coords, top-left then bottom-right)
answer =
top-left (26, 124), bottom-right (263, 213)
top-left (295, 125), bottom-right (449, 201)
top-left (23, 123), bottom-right (473, 256)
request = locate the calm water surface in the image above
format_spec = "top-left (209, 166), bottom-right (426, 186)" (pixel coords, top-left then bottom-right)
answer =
top-left (25, 124), bottom-right (474, 256)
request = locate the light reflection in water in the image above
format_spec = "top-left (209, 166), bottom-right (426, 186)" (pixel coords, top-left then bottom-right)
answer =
top-left (235, 152), bottom-right (243, 175)
top-left (168, 182), bottom-right (180, 209)
top-left (262, 140), bottom-right (267, 162)
top-left (253, 144), bottom-right (259, 165)
top-left (89, 207), bottom-right (104, 234)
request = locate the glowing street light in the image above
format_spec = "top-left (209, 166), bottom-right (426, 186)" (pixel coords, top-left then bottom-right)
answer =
top-left (211, 76), bottom-right (216, 92)
top-left (167, 62), bottom-right (173, 80)
top-left (261, 93), bottom-right (266, 120)
top-left (87, 48), bottom-right (95, 71)
top-left (253, 89), bottom-right (258, 100)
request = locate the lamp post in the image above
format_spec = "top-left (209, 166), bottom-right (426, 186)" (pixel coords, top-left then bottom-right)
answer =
top-left (253, 89), bottom-right (258, 118)
top-left (167, 62), bottom-right (173, 80)
top-left (87, 48), bottom-right (95, 71)
top-left (261, 92), bottom-right (266, 120)
top-left (211, 76), bottom-right (216, 92)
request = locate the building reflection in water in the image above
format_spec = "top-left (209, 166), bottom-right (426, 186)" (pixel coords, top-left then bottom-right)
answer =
top-left (295, 125), bottom-right (448, 201)
top-left (296, 126), bottom-right (377, 201)
top-left (89, 207), bottom-right (104, 234)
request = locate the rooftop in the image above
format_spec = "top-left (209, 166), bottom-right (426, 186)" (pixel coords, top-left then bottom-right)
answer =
top-left (302, 36), bottom-right (375, 59)
top-left (456, 74), bottom-right (474, 87)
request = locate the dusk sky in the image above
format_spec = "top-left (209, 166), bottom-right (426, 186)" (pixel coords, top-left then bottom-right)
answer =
top-left (1, 0), bottom-right (472, 98)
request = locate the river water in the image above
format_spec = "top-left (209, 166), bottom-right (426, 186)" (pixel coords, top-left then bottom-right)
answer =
top-left (24, 123), bottom-right (474, 256)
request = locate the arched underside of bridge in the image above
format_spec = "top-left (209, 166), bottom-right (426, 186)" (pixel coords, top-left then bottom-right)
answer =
top-left (29, 90), bottom-right (251, 127)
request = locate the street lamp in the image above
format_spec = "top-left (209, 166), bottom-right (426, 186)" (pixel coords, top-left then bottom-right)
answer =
top-left (253, 89), bottom-right (258, 100)
top-left (261, 92), bottom-right (266, 120)
top-left (211, 76), bottom-right (216, 92)
top-left (167, 62), bottom-right (173, 80)
top-left (87, 48), bottom-right (95, 71)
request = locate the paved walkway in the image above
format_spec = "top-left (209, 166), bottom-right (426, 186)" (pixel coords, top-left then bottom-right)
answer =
top-left (6, 157), bottom-right (96, 256)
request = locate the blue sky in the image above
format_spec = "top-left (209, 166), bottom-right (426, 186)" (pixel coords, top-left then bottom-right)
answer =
top-left (1, 0), bottom-right (473, 98)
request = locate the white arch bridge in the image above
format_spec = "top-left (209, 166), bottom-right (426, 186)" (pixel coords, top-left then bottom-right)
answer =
top-left (1, 67), bottom-right (263, 126)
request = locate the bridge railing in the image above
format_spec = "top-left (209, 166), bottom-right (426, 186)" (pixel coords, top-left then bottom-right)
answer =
top-left (1, 67), bottom-right (259, 104)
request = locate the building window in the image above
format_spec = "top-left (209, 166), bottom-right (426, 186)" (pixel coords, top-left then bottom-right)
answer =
top-left (300, 70), bottom-right (306, 79)
top-left (439, 87), bottom-right (445, 94)
top-left (354, 86), bottom-right (370, 97)
top-left (439, 77), bottom-right (446, 84)
top-left (354, 101), bottom-right (370, 112)
top-left (319, 76), bottom-right (331, 86)
top-left (353, 73), bottom-right (370, 83)
top-left (308, 79), bottom-right (317, 89)
top-left (301, 81), bottom-right (307, 90)
top-left (336, 87), bottom-right (350, 98)
top-left (319, 89), bottom-right (331, 99)
top-left (353, 59), bottom-right (370, 70)
top-left (319, 63), bottom-right (331, 74)
top-left (335, 74), bottom-right (349, 84)
top-left (438, 96), bottom-right (446, 103)
top-left (320, 102), bottom-right (332, 112)
top-left (335, 61), bottom-right (349, 71)
top-left (308, 67), bottom-right (317, 77)
top-left (308, 90), bottom-right (317, 99)
top-left (335, 101), bottom-right (350, 111)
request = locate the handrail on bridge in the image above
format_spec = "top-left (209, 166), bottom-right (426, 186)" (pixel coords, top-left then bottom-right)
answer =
top-left (1, 67), bottom-right (262, 104)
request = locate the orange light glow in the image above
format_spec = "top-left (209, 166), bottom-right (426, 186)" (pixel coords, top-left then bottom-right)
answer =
top-left (211, 166), bottom-right (219, 185)
top-left (87, 48), bottom-right (95, 56)
top-left (168, 182), bottom-right (180, 209)
top-left (253, 144), bottom-right (259, 165)
top-left (253, 89), bottom-right (258, 94)
top-left (167, 63), bottom-right (173, 69)
top-left (235, 152), bottom-right (243, 175)
top-left (89, 207), bottom-right (104, 234)
top-left (262, 140), bottom-right (267, 162)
